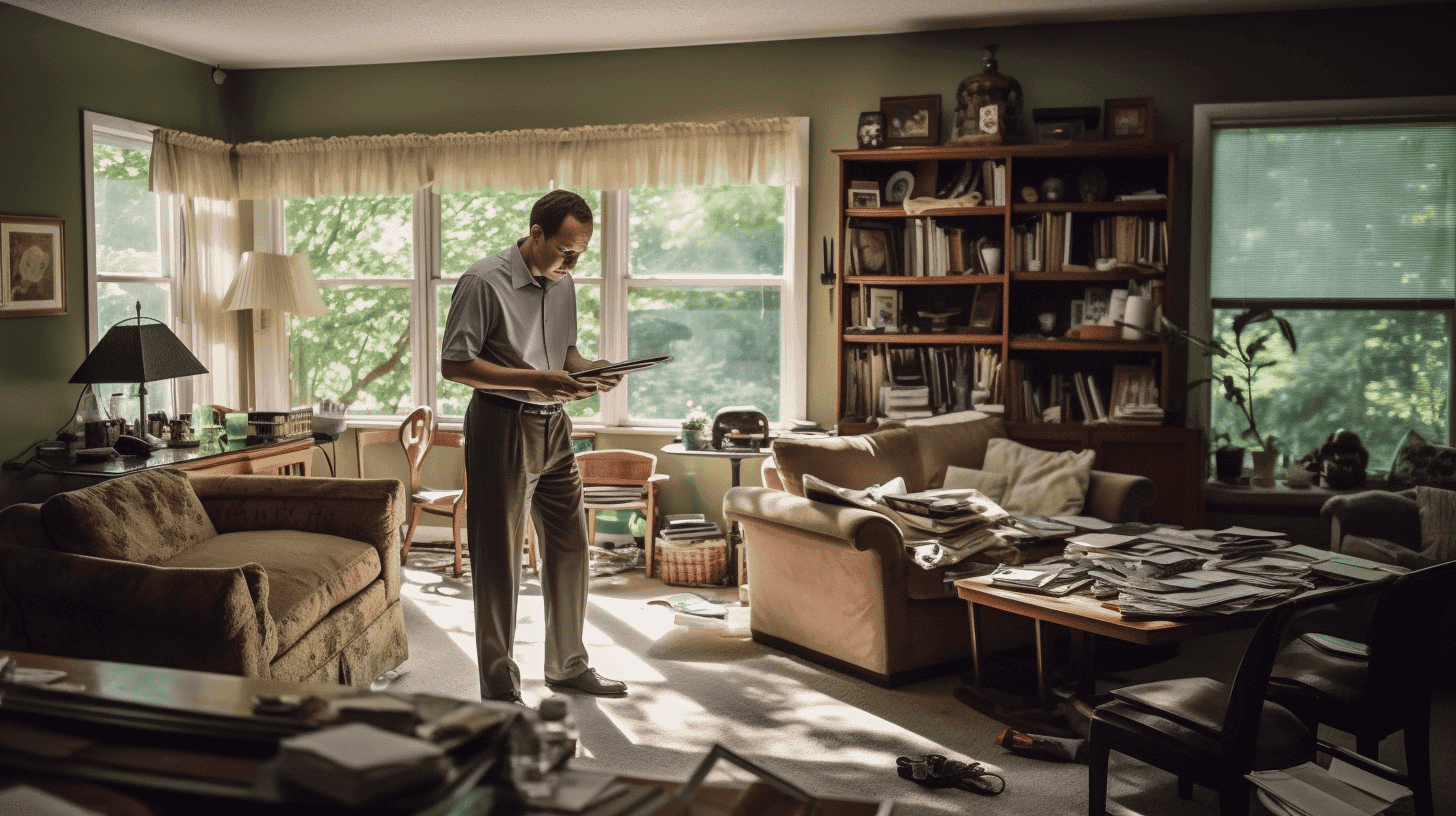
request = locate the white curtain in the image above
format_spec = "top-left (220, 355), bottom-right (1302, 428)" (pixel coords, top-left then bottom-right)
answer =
top-left (176, 196), bottom-right (245, 410)
top-left (149, 118), bottom-right (803, 200)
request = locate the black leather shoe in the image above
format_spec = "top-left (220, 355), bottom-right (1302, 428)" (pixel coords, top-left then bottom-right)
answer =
top-left (489, 691), bottom-right (526, 705)
top-left (546, 668), bottom-right (628, 697)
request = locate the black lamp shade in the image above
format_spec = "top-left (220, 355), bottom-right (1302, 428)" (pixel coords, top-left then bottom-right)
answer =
top-left (69, 322), bottom-right (209, 385)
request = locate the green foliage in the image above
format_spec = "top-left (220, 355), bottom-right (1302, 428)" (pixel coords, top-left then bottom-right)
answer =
top-left (1206, 308), bottom-right (1297, 452)
top-left (290, 184), bottom-right (787, 421)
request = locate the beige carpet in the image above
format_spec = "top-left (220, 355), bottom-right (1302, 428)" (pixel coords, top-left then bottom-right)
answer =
top-left (384, 538), bottom-right (1452, 816)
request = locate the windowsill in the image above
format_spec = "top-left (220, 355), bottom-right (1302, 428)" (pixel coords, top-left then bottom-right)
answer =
top-left (343, 417), bottom-right (684, 438)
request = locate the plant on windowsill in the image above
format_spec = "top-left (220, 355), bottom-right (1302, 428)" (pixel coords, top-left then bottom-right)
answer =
top-left (1157, 309), bottom-right (1298, 485)
top-left (681, 400), bottom-right (710, 451)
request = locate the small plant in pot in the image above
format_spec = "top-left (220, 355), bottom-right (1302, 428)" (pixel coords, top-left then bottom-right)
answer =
top-left (1211, 431), bottom-right (1245, 485)
top-left (681, 400), bottom-right (710, 451)
top-left (1194, 308), bottom-right (1298, 485)
top-left (1163, 308), bottom-right (1297, 485)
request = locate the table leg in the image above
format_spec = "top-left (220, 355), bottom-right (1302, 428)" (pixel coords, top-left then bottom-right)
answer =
top-left (1034, 619), bottom-right (1051, 710)
top-left (1070, 629), bottom-right (1097, 701)
top-left (968, 602), bottom-right (983, 689)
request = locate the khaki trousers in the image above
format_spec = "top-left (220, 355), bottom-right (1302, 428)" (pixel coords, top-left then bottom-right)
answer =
top-left (464, 392), bottom-right (590, 698)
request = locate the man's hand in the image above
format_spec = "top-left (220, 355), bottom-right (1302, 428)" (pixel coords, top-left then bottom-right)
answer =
top-left (535, 370), bottom-right (599, 402)
top-left (575, 359), bottom-right (624, 393)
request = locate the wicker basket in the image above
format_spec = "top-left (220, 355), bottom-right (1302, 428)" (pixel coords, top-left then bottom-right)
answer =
top-left (656, 538), bottom-right (729, 587)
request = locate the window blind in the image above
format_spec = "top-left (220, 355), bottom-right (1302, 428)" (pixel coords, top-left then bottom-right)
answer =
top-left (1210, 122), bottom-right (1456, 301)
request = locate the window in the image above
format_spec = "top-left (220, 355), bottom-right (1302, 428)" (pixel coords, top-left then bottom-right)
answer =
top-left (1192, 98), bottom-right (1455, 468)
top-left (281, 178), bottom-right (806, 428)
top-left (82, 112), bottom-right (186, 420)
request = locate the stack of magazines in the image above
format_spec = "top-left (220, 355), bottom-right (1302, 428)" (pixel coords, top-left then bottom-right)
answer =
top-left (657, 514), bottom-right (723, 545)
top-left (583, 485), bottom-right (647, 505)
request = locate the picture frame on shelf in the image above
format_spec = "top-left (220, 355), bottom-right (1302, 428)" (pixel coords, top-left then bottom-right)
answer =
top-left (848, 223), bottom-right (894, 276)
top-left (1070, 299), bottom-right (1086, 327)
top-left (1, 214), bottom-right (66, 318)
top-left (880, 95), bottom-right (941, 147)
top-left (967, 283), bottom-right (1001, 331)
top-left (848, 188), bottom-right (881, 209)
top-left (1104, 97), bottom-right (1155, 141)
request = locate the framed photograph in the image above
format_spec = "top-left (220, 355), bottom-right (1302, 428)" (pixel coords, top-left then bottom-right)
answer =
top-left (1110, 365), bottom-right (1159, 410)
top-left (1, 215), bottom-right (66, 318)
top-left (968, 283), bottom-right (1001, 331)
top-left (1104, 97), bottom-right (1155, 141)
top-left (847, 188), bottom-right (881, 209)
top-left (1070, 299), bottom-right (1086, 326)
top-left (880, 95), bottom-right (941, 147)
top-left (849, 223), bottom-right (895, 276)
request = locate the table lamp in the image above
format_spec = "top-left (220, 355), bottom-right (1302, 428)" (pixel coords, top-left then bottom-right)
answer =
top-left (68, 302), bottom-right (210, 451)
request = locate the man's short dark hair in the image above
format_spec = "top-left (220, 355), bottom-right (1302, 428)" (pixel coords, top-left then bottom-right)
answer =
top-left (531, 190), bottom-right (594, 239)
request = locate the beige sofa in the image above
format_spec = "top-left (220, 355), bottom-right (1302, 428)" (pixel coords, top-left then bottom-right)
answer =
top-left (724, 411), bottom-right (1154, 686)
top-left (0, 468), bottom-right (408, 686)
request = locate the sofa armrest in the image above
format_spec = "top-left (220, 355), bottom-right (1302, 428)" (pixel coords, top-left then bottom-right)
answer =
top-left (1322, 489), bottom-right (1421, 552)
top-left (724, 486), bottom-right (904, 553)
top-left (190, 476), bottom-right (406, 601)
top-left (1084, 469), bottom-right (1155, 523)
top-left (0, 545), bottom-right (276, 677)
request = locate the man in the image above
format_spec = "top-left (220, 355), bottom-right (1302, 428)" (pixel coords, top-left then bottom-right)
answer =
top-left (440, 190), bottom-right (627, 704)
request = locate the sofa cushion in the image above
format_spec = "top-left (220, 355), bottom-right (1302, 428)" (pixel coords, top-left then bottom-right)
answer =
top-left (163, 530), bottom-right (382, 654)
top-left (771, 427), bottom-right (923, 496)
top-left (41, 468), bottom-right (218, 564)
top-left (1417, 486), bottom-right (1456, 564)
top-left (1388, 430), bottom-right (1456, 492)
top-left (983, 438), bottom-right (1095, 515)
top-left (901, 411), bottom-right (1007, 489)
top-left (943, 466), bottom-right (1010, 504)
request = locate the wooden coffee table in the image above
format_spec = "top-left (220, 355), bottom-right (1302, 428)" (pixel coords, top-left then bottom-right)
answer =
top-left (954, 577), bottom-right (1285, 711)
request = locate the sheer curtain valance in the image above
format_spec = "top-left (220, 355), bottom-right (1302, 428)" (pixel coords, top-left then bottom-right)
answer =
top-left (150, 117), bottom-right (804, 200)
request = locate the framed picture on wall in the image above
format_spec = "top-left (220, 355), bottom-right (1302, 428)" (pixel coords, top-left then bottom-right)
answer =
top-left (1, 214), bottom-right (66, 318)
top-left (880, 95), bottom-right (941, 147)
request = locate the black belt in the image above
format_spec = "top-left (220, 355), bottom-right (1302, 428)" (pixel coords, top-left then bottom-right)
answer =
top-left (478, 392), bottom-right (563, 416)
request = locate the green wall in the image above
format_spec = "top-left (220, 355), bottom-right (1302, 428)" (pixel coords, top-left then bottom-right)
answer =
top-left (0, 3), bottom-right (229, 464)
top-left (3, 1), bottom-right (1454, 519)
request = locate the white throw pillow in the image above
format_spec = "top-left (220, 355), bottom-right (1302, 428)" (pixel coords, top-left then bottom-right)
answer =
top-left (982, 438), bottom-right (1095, 515)
top-left (943, 466), bottom-right (1010, 505)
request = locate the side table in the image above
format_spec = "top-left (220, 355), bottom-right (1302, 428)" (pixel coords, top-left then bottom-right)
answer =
top-left (659, 443), bottom-right (772, 588)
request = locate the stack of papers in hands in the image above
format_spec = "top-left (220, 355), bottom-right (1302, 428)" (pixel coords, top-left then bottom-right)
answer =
top-left (277, 722), bottom-right (449, 807)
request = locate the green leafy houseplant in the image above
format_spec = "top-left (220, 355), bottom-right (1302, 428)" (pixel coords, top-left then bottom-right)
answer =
top-left (681, 400), bottom-right (710, 450)
top-left (1204, 308), bottom-right (1298, 454)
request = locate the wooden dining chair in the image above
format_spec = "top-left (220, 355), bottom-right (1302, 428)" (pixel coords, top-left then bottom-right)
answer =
top-left (356, 406), bottom-right (469, 577)
top-left (1266, 559), bottom-right (1456, 816)
top-left (1087, 580), bottom-right (1384, 816)
top-left (577, 449), bottom-right (668, 576)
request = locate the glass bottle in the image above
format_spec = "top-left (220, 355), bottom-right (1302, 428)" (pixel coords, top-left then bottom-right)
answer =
top-left (951, 44), bottom-right (1024, 144)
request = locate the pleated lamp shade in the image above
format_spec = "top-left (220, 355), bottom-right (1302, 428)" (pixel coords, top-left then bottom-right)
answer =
top-left (223, 251), bottom-right (327, 317)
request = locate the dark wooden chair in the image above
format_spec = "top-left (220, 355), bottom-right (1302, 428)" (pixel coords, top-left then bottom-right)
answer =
top-left (1266, 559), bottom-right (1456, 816)
top-left (1087, 581), bottom-right (1384, 816)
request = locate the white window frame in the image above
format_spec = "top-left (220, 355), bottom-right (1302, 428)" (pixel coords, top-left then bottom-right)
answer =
top-left (1188, 96), bottom-right (1456, 437)
top-left (264, 117), bottom-right (810, 430)
top-left (81, 111), bottom-right (197, 410)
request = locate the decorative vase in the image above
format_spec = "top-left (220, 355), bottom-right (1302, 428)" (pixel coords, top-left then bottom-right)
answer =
top-left (856, 111), bottom-right (886, 149)
top-left (681, 428), bottom-right (703, 451)
top-left (950, 43), bottom-right (1023, 144)
top-left (1214, 447), bottom-right (1245, 484)
top-left (1250, 449), bottom-right (1279, 488)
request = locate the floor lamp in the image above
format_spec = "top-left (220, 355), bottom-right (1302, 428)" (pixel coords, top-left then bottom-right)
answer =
top-left (223, 252), bottom-right (327, 412)
top-left (68, 302), bottom-right (210, 452)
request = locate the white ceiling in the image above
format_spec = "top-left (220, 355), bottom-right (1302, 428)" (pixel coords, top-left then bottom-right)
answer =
top-left (7, 0), bottom-right (1421, 69)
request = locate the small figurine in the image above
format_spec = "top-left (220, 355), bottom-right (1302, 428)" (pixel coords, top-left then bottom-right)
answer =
top-left (1318, 429), bottom-right (1369, 489)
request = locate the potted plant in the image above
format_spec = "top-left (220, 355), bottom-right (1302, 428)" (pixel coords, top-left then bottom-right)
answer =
top-left (1185, 308), bottom-right (1298, 486)
top-left (1210, 431), bottom-right (1244, 485)
top-left (681, 400), bottom-right (710, 451)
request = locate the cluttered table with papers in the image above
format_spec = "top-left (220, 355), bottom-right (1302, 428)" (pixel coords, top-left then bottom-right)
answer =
top-left (951, 521), bottom-right (1402, 711)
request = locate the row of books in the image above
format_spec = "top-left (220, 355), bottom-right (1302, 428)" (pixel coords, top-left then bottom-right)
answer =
top-left (1009, 213), bottom-right (1168, 273)
top-left (845, 217), bottom-right (1000, 277)
top-left (995, 361), bottom-right (1162, 426)
top-left (841, 344), bottom-right (997, 421)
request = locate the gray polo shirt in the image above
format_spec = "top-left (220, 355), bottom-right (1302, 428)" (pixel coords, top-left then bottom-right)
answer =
top-left (440, 238), bottom-right (578, 406)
